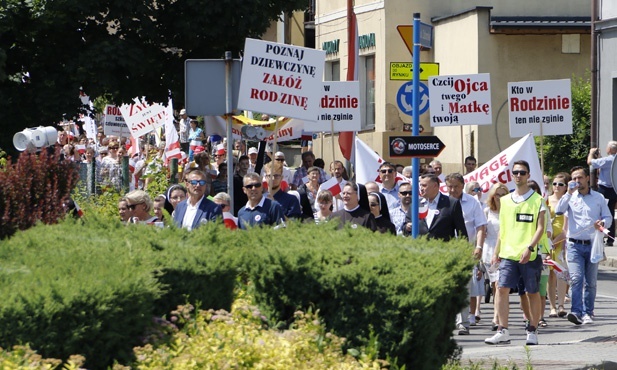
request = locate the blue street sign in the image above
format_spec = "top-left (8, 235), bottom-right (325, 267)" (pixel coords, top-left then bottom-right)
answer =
top-left (419, 22), bottom-right (433, 49)
top-left (396, 81), bottom-right (429, 116)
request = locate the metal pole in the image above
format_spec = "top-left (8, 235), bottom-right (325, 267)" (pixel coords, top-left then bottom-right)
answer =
top-left (590, 0), bottom-right (599, 188)
top-left (411, 13), bottom-right (421, 238)
top-left (170, 157), bottom-right (178, 185)
top-left (225, 51), bottom-right (235, 212)
top-left (121, 155), bottom-right (130, 193)
top-left (88, 160), bottom-right (96, 196)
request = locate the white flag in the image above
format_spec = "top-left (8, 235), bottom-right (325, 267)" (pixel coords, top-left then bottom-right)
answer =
top-left (164, 99), bottom-right (182, 161)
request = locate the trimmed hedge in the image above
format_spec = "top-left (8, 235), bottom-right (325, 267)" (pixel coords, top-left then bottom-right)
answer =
top-left (0, 215), bottom-right (474, 369)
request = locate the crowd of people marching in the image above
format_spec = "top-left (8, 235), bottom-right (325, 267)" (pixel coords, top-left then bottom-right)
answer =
top-left (60, 114), bottom-right (614, 348)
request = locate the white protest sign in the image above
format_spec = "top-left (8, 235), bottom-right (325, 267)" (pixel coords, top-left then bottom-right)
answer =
top-left (237, 38), bottom-right (325, 121)
top-left (103, 105), bottom-right (131, 137)
top-left (429, 73), bottom-right (492, 126)
top-left (508, 79), bottom-right (572, 138)
top-left (437, 134), bottom-right (544, 198)
top-left (118, 97), bottom-right (167, 139)
top-left (311, 81), bottom-right (361, 132)
top-left (79, 115), bottom-right (98, 141)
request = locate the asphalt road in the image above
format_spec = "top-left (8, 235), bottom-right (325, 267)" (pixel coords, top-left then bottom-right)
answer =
top-left (454, 265), bottom-right (617, 369)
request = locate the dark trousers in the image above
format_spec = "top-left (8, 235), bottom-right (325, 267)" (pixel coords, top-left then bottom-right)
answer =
top-left (598, 185), bottom-right (617, 241)
top-left (180, 141), bottom-right (189, 154)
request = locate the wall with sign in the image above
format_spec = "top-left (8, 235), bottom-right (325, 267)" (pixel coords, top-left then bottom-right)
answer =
top-left (313, 0), bottom-right (591, 172)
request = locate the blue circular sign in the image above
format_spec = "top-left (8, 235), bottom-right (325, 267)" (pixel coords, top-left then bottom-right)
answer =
top-left (397, 81), bottom-right (429, 116)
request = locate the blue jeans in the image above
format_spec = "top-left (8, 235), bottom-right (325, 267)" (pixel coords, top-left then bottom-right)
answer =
top-left (566, 241), bottom-right (599, 316)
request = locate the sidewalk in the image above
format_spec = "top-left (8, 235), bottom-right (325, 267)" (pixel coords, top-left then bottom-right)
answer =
top-left (455, 261), bottom-right (617, 369)
top-left (600, 241), bottom-right (617, 268)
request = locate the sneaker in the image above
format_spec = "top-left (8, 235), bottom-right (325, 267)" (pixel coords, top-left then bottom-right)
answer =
top-left (567, 312), bottom-right (583, 325)
top-left (526, 330), bottom-right (539, 345)
top-left (582, 314), bottom-right (594, 325)
top-left (485, 328), bottom-right (510, 345)
top-left (457, 324), bottom-right (470, 335)
top-left (469, 315), bottom-right (476, 326)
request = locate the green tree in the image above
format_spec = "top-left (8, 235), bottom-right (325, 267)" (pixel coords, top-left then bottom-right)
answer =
top-left (537, 75), bottom-right (591, 176)
top-left (0, 0), bottom-right (306, 156)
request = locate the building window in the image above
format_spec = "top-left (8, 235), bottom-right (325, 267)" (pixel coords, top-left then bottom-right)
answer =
top-left (325, 61), bottom-right (340, 81)
top-left (361, 55), bottom-right (375, 129)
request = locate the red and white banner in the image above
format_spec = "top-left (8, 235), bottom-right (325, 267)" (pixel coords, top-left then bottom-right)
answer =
top-left (438, 134), bottom-right (544, 198)
top-left (119, 97), bottom-right (167, 139)
top-left (237, 38), bottom-right (325, 121)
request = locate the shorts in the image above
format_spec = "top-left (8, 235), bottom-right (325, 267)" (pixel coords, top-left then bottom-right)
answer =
top-left (517, 273), bottom-right (548, 297)
top-left (498, 257), bottom-right (542, 294)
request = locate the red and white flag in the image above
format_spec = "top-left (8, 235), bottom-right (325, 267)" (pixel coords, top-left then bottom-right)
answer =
top-left (543, 259), bottom-right (565, 273)
top-left (338, 6), bottom-right (358, 161)
top-left (164, 98), bottom-right (182, 162)
top-left (223, 212), bottom-right (238, 230)
top-left (318, 177), bottom-right (342, 197)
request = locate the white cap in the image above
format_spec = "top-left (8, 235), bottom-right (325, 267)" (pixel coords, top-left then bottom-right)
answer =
top-left (248, 147), bottom-right (258, 155)
top-left (275, 151), bottom-right (285, 158)
top-left (179, 109), bottom-right (187, 115)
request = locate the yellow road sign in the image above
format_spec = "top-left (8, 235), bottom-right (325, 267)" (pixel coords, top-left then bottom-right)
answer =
top-left (390, 62), bottom-right (439, 81)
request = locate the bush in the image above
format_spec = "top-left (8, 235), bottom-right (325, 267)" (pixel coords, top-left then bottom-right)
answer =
top-left (0, 218), bottom-right (162, 369)
top-left (238, 221), bottom-right (474, 370)
top-left (130, 288), bottom-right (387, 369)
top-left (0, 147), bottom-right (79, 239)
top-left (0, 217), bottom-right (474, 369)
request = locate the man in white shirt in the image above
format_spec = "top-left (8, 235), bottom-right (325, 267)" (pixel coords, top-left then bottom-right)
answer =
top-left (446, 173), bottom-right (487, 334)
top-left (172, 170), bottom-right (222, 230)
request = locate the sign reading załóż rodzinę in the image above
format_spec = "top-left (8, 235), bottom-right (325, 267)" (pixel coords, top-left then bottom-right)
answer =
top-left (311, 81), bottom-right (361, 132)
top-left (508, 79), bottom-right (572, 138)
top-left (429, 73), bottom-right (492, 126)
top-left (237, 38), bottom-right (325, 121)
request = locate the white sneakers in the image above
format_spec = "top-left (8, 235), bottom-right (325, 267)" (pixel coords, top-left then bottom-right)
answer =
top-left (485, 328), bottom-right (539, 345)
top-left (582, 314), bottom-right (594, 325)
top-left (485, 328), bottom-right (511, 345)
top-left (469, 314), bottom-right (477, 326)
top-left (526, 330), bottom-right (539, 345)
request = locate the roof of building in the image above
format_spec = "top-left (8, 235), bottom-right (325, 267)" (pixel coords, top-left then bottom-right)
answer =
top-left (490, 16), bottom-right (591, 34)
top-left (432, 7), bottom-right (591, 35)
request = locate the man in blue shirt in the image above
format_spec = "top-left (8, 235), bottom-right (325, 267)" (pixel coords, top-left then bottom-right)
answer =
top-left (264, 161), bottom-right (302, 220)
top-left (238, 172), bottom-right (285, 229)
top-left (587, 141), bottom-right (617, 246)
top-left (556, 166), bottom-right (612, 326)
